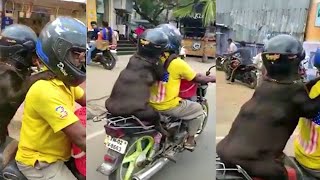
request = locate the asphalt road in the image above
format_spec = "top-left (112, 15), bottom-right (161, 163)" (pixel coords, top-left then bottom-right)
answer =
top-left (86, 55), bottom-right (217, 180)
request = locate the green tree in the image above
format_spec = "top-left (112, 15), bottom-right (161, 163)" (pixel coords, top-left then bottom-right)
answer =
top-left (132, 0), bottom-right (177, 26)
top-left (173, 0), bottom-right (215, 26)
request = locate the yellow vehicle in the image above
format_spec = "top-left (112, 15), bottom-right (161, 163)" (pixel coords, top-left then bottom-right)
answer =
top-left (179, 20), bottom-right (215, 62)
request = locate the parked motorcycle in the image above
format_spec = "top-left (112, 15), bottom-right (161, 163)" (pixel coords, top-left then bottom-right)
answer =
top-left (224, 58), bottom-right (257, 89)
top-left (96, 66), bottom-right (215, 180)
top-left (216, 55), bottom-right (230, 71)
top-left (0, 108), bottom-right (86, 180)
top-left (216, 153), bottom-right (318, 180)
top-left (86, 40), bottom-right (118, 70)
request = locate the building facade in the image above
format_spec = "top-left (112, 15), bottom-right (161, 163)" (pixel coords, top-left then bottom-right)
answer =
top-left (1, 0), bottom-right (86, 34)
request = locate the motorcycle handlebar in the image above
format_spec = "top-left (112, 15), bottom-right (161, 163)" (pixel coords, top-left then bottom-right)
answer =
top-left (206, 65), bottom-right (216, 76)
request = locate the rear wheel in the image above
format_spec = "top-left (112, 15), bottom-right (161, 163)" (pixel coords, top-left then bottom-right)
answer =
top-left (109, 135), bottom-right (154, 180)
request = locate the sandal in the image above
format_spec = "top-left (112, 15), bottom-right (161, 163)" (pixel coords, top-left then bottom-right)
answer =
top-left (184, 140), bottom-right (197, 152)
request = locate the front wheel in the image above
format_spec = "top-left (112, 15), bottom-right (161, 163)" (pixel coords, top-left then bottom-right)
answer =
top-left (246, 71), bottom-right (257, 89)
top-left (109, 135), bottom-right (155, 180)
top-left (101, 51), bottom-right (117, 70)
top-left (196, 100), bottom-right (209, 135)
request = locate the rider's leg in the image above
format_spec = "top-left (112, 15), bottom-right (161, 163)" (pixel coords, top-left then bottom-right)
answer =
top-left (159, 100), bottom-right (204, 149)
top-left (228, 64), bottom-right (240, 83)
top-left (86, 42), bottom-right (96, 65)
top-left (17, 161), bottom-right (77, 180)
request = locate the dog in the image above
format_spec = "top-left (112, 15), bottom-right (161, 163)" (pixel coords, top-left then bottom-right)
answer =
top-left (0, 57), bottom-right (55, 144)
top-left (216, 76), bottom-right (320, 180)
top-left (105, 53), bottom-right (165, 123)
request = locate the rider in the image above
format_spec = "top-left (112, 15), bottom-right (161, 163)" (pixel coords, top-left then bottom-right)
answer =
top-left (227, 38), bottom-right (237, 53)
top-left (150, 24), bottom-right (216, 151)
top-left (86, 21), bottom-right (100, 65)
top-left (224, 41), bottom-right (253, 84)
top-left (97, 20), bottom-right (113, 42)
top-left (293, 48), bottom-right (320, 179)
top-left (15, 17), bottom-right (86, 180)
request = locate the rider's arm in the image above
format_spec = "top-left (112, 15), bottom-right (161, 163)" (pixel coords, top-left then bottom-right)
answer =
top-left (75, 86), bottom-right (86, 107)
top-left (224, 49), bottom-right (239, 56)
top-left (193, 74), bottom-right (216, 84)
top-left (32, 86), bottom-right (86, 152)
top-left (174, 58), bottom-right (216, 84)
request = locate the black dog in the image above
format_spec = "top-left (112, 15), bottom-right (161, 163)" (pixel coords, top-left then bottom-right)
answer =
top-left (0, 59), bottom-right (54, 144)
top-left (216, 77), bottom-right (320, 180)
top-left (105, 53), bottom-right (165, 123)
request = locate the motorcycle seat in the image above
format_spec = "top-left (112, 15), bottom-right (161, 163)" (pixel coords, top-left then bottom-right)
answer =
top-left (0, 136), bottom-right (19, 170)
top-left (2, 159), bottom-right (27, 180)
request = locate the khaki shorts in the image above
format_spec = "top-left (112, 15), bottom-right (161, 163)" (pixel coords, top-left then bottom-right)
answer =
top-left (17, 161), bottom-right (76, 180)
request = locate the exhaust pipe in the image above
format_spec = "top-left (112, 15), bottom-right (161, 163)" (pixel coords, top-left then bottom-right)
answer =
top-left (132, 157), bottom-right (170, 180)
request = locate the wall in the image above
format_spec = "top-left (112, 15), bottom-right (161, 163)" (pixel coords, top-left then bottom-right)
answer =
top-left (305, 0), bottom-right (320, 41)
top-left (216, 0), bottom-right (311, 43)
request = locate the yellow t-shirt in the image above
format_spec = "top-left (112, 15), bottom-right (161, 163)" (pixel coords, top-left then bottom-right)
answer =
top-left (294, 81), bottom-right (320, 169)
top-left (15, 78), bottom-right (84, 166)
top-left (149, 55), bottom-right (196, 111)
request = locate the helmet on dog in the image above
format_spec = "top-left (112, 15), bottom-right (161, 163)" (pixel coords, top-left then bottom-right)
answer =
top-left (261, 34), bottom-right (305, 80)
top-left (0, 24), bottom-right (37, 68)
top-left (137, 28), bottom-right (169, 59)
top-left (155, 24), bottom-right (182, 54)
top-left (36, 16), bottom-right (86, 87)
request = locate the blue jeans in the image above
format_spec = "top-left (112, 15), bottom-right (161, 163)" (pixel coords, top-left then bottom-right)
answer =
top-left (86, 41), bottom-right (96, 65)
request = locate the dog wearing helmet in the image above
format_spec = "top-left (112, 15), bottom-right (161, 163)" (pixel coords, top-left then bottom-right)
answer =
top-left (105, 28), bottom-right (169, 124)
top-left (217, 34), bottom-right (320, 180)
top-left (0, 24), bottom-right (55, 144)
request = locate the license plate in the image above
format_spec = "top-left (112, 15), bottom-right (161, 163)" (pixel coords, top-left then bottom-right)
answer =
top-left (104, 135), bottom-right (128, 154)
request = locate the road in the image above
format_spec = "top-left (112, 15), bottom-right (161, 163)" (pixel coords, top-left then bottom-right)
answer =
top-left (216, 70), bottom-right (297, 156)
top-left (86, 55), bottom-right (216, 180)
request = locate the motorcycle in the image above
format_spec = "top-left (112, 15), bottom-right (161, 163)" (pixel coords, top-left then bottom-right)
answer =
top-left (216, 55), bottom-right (231, 71)
top-left (0, 108), bottom-right (86, 180)
top-left (96, 66), bottom-right (215, 180)
top-left (216, 154), bottom-right (318, 180)
top-left (224, 57), bottom-right (257, 89)
top-left (86, 40), bottom-right (118, 70)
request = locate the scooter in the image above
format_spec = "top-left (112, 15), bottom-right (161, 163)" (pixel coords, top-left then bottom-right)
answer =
top-left (0, 108), bottom-right (85, 180)
top-left (96, 66), bottom-right (215, 180)
top-left (216, 154), bottom-right (318, 180)
top-left (87, 40), bottom-right (118, 70)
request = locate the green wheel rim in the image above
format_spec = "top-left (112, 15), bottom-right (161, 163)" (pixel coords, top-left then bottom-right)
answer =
top-left (120, 136), bottom-right (154, 180)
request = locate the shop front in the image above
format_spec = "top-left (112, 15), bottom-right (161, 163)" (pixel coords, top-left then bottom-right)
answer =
top-left (1, 0), bottom-right (86, 34)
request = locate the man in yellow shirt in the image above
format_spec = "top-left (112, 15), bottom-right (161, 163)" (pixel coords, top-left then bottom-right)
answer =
top-left (15, 17), bottom-right (86, 179)
top-left (294, 52), bottom-right (320, 179)
top-left (150, 24), bottom-right (216, 151)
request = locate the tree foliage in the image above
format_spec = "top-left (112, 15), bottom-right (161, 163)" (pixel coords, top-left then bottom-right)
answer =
top-left (173, 0), bottom-right (215, 26)
top-left (132, 0), bottom-right (177, 25)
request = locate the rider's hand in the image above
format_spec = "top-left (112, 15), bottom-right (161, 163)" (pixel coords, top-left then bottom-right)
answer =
top-left (208, 75), bottom-right (216, 83)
